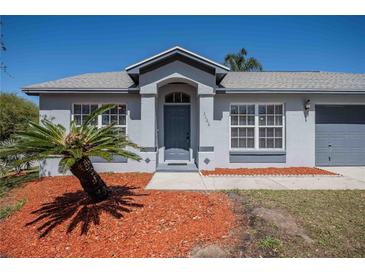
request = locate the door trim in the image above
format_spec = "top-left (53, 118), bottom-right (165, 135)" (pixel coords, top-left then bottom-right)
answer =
top-left (163, 104), bottom-right (192, 163)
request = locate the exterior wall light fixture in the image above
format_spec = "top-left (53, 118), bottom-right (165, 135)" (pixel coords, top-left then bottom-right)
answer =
top-left (304, 99), bottom-right (311, 121)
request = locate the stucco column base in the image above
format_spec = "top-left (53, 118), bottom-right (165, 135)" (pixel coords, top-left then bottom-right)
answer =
top-left (137, 151), bottom-right (157, 173)
top-left (198, 151), bottom-right (216, 171)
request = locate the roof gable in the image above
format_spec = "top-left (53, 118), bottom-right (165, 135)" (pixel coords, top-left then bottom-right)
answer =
top-left (125, 46), bottom-right (230, 76)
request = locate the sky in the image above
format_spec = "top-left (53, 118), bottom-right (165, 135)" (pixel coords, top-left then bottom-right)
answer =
top-left (1, 15), bottom-right (365, 104)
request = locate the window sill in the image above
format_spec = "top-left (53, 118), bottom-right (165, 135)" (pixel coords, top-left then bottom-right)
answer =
top-left (229, 150), bottom-right (286, 155)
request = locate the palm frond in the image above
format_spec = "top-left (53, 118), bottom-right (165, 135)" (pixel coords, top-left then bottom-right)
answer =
top-left (84, 150), bottom-right (114, 161)
top-left (224, 48), bottom-right (263, 72)
top-left (243, 57), bottom-right (263, 72)
top-left (82, 104), bottom-right (115, 128)
top-left (58, 157), bottom-right (76, 174)
top-left (1, 105), bottom-right (141, 174)
top-left (239, 48), bottom-right (248, 57)
top-left (224, 54), bottom-right (240, 71)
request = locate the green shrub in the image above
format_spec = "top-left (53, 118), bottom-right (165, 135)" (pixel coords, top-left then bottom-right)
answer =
top-left (0, 92), bottom-right (38, 142)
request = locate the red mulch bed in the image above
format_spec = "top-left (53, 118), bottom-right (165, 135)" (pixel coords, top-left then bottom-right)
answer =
top-left (0, 173), bottom-right (236, 258)
top-left (201, 167), bottom-right (336, 176)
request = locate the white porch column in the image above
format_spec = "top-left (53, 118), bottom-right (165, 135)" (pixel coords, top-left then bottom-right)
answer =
top-left (139, 85), bottom-right (158, 171)
top-left (198, 84), bottom-right (216, 170)
top-left (140, 94), bottom-right (157, 148)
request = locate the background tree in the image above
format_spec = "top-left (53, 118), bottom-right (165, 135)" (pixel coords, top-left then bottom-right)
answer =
top-left (224, 48), bottom-right (263, 71)
top-left (0, 93), bottom-right (38, 141)
top-left (1, 17), bottom-right (13, 79)
top-left (0, 18), bottom-right (8, 74)
top-left (0, 104), bottom-right (141, 202)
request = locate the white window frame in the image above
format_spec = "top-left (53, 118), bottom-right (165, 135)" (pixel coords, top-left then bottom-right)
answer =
top-left (71, 103), bottom-right (128, 136)
top-left (165, 92), bottom-right (191, 104)
top-left (229, 104), bottom-right (256, 149)
top-left (72, 103), bottom-right (99, 126)
top-left (229, 103), bottom-right (285, 151)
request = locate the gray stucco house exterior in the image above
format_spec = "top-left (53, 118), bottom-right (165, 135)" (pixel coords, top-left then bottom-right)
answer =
top-left (23, 47), bottom-right (365, 176)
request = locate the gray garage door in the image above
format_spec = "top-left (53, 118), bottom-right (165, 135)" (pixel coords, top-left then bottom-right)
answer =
top-left (315, 105), bottom-right (365, 166)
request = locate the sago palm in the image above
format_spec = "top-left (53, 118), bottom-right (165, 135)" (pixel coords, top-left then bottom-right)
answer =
top-left (224, 48), bottom-right (263, 72)
top-left (0, 104), bottom-right (141, 202)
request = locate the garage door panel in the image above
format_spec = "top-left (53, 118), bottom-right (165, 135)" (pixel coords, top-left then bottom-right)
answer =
top-left (316, 105), bottom-right (365, 124)
top-left (315, 105), bottom-right (365, 166)
top-left (328, 153), bottom-right (365, 165)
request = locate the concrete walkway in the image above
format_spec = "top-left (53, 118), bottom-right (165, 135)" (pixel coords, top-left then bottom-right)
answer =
top-left (146, 168), bottom-right (365, 190)
top-left (146, 172), bottom-right (204, 190)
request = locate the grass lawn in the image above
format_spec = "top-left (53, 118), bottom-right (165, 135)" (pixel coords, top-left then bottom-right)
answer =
top-left (234, 190), bottom-right (365, 257)
top-left (0, 199), bottom-right (27, 220)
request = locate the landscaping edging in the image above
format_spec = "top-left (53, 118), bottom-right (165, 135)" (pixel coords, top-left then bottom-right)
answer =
top-left (200, 173), bottom-right (341, 177)
top-left (200, 167), bottom-right (339, 177)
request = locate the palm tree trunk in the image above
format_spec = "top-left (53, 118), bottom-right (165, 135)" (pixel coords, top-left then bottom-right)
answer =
top-left (70, 157), bottom-right (110, 202)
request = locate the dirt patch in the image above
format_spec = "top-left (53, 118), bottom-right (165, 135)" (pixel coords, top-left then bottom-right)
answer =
top-left (190, 244), bottom-right (229, 258)
top-left (252, 207), bottom-right (313, 244)
top-left (0, 173), bottom-right (236, 258)
top-left (201, 167), bottom-right (336, 176)
top-left (221, 192), bottom-right (314, 257)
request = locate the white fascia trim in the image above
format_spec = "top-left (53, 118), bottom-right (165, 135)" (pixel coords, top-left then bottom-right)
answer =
top-left (22, 88), bottom-right (139, 95)
top-left (216, 88), bottom-right (365, 94)
top-left (125, 46), bottom-right (230, 71)
top-left (22, 88), bottom-right (136, 91)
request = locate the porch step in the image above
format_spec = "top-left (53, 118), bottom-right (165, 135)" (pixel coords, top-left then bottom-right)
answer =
top-left (156, 163), bottom-right (198, 172)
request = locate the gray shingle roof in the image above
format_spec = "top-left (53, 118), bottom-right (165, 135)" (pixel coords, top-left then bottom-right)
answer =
top-left (220, 72), bottom-right (365, 91)
top-left (23, 71), bottom-right (365, 93)
top-left (23, 71), bottom-right (135, 90)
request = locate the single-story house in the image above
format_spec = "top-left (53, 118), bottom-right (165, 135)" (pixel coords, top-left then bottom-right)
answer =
top-left (23, 46), bottom-right (365, 176)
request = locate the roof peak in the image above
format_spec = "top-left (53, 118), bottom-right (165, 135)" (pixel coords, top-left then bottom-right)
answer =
top-left (125, 46), bottom-right (230, 72)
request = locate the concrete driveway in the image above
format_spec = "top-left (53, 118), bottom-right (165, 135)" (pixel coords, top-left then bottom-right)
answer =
top-left (320, 166), bottom-right (365, 183)
top-left (146, 167), bottom-right (365, 190)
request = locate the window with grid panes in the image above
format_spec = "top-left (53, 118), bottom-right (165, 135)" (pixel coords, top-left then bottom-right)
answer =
top-left (101, 104), bottom-right (127, 136)
top-left (258, 104), bottom-right (284, 149)
top-left (72, 104), bottom-right (127, 136)
top-left (73, 104), bottom-right (98, 126)
top-left (230, 104), bottom-right (255, 148)
top-left (230, 103), bottom-right (284, 150)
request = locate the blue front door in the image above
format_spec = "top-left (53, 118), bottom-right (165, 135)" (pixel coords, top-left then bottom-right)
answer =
top-left (164, 105), bottom-right (190, 161)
